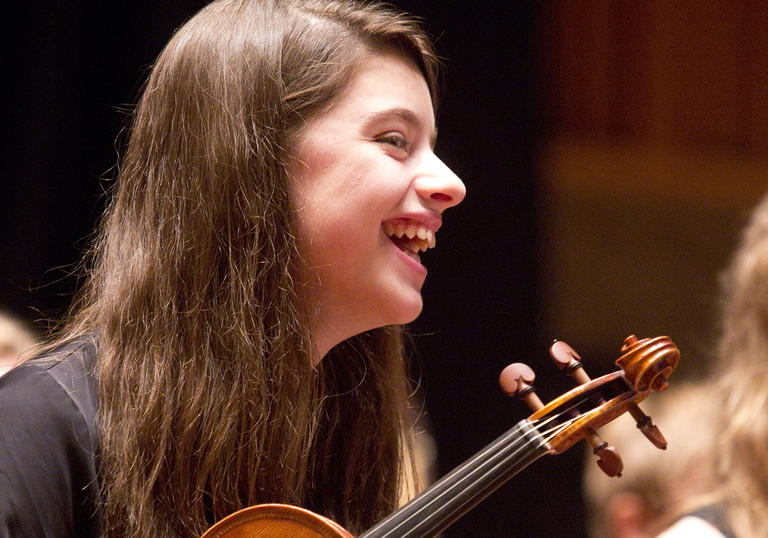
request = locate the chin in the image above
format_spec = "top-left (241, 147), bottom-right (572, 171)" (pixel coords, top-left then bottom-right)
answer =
top-left (384, 294), bottom-right (424, 326)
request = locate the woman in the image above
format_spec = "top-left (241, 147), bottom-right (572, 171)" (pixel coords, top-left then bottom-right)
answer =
top-left (0, 1), bottom-right (465, 536)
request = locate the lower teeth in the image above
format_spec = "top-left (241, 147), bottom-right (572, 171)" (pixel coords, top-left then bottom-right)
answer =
top-left (403, 249), bottom-right (420, 262)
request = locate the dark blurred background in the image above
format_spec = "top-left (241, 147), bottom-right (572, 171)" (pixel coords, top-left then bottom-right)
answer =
top-left (4, 2), bottom-right (768, 536)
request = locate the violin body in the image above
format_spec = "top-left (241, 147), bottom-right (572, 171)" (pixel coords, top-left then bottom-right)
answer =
top-left (201, 503), bottom-right (353, 538)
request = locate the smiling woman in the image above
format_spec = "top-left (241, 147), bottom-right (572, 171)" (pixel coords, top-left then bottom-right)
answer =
top-left (0, 1), bottom-right (465, 538)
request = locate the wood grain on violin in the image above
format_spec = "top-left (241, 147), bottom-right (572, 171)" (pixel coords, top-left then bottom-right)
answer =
top-left (202, 335), bottom-right (680, 538)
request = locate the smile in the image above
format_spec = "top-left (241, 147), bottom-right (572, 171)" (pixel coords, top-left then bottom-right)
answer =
top-left (383, 221), bottom-right (436, 262)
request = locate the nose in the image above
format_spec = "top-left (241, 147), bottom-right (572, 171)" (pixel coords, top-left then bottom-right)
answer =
top-left (413, 152), bottom-right (466, 212)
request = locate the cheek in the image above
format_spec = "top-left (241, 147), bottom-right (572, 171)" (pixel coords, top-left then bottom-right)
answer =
top-left (299, 145), bottom-right (338, 180)
top-left (292, 149), bottom-right (358, 218)
top-left (292, 126), bottom-right (346, 184)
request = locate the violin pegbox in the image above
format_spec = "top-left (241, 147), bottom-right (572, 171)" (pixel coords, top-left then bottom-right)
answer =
top-left (498, 359), bottom-right (623, 476)
top-left (498, 335), bottom-right (679, 479)
top-left (549, 336), bottom-right (672, 470)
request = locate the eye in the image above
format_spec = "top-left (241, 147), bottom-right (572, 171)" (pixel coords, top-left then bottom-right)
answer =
top-left (376, 133), bottom-right (409, 152)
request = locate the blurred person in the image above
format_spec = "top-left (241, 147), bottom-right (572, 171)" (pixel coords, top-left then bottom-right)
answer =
top-left (0, 311), bottom-right (38, 376)
top-left (660, 192), bottom-right (768, 537)
top-left (587, 192), bottom-right (768, 538)
top-left (583, 383), bottom-right (718, 538)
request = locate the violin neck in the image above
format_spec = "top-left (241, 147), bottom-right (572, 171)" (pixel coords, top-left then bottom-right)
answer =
top-left (359, 419), bottom-right (549, 538)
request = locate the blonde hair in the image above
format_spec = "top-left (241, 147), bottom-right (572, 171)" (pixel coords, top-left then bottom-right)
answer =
top-left (52, 1), bottom-right (439, 536)
top-left (708, 192), bottom-right (768, 536)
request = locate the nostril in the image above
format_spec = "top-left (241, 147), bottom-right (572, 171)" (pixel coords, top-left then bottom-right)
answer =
top-left (431, 193), bottom-right (452, 202)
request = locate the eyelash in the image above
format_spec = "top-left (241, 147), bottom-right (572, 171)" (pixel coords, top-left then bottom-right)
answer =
top-left (377, 134), bottom-right (409, 152)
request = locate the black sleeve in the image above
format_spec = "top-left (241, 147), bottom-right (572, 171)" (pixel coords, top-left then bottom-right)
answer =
top-left (0, 354), bottom-right (100, 538)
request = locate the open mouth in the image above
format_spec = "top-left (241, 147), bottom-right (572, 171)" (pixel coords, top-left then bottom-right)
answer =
top-left (383, 221), bottom-right (436, 263)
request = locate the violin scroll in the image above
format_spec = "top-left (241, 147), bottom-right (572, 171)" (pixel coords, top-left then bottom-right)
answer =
top-left (616, 335), bottom-right (679, 393)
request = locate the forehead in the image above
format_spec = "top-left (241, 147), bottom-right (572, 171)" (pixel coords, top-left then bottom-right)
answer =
top-left (315, 50), bottom-right (435, 130)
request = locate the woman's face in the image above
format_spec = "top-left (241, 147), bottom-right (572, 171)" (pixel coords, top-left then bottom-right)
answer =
top-left (291, 50), bottom-right (465, 359)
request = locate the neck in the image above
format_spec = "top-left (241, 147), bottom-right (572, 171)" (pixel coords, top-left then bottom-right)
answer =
top-left (308, 303), bottom-right (379, 365)
top-left (309, 318), bottom-right (347, 365)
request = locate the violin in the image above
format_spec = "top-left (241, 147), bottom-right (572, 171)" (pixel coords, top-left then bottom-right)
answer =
top-left (202, 334), bottom-right (680, 538)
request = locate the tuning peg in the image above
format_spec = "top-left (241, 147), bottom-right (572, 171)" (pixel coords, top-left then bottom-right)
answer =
top-left (549, 340), bottom-right (625, 476)
top-left (499, 363), bottom-right (544, 411)
top-left (628, 403), bottom-right (667, 449)
top-left (549, 340), bottom-right (591, 384)
top-left (584, 430), bottom-right (623, 477)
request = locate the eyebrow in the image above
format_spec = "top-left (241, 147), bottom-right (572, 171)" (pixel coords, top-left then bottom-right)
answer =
top-left (363, 108), bottom-right (438, 149)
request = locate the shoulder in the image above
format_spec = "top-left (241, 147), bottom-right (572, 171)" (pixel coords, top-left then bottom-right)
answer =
top-left (0, 335), bottom-right (98, 438)
top-left (0, 335), bottom-right (101, 537)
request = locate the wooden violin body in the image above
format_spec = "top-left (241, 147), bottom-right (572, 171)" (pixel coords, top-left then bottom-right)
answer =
top-left (202, 335), bottom-right (680, 538)
top-left (201, 504), bottom-right (351, 538)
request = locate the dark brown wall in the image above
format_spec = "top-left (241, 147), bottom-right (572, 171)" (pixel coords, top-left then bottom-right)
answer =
top-left (534, 1), bottom-right (768, 379)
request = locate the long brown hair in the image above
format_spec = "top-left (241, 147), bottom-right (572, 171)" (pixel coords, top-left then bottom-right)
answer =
top-left (56, 1), bottom-right (439, 536)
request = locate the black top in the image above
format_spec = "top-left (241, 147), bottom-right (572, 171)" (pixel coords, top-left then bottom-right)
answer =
top-left (0, 336), bottom-right (101, 537)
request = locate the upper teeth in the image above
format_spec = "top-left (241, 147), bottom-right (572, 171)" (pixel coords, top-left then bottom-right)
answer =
top-left (383, 222), bottom-right (436, 251)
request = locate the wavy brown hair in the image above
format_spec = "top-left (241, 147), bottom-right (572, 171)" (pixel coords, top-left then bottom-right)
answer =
top-left (55, 1), bottom-right (439, 536)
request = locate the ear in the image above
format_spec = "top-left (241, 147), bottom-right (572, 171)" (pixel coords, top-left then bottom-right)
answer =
top-left (605, 491), bottom-right (649, 538)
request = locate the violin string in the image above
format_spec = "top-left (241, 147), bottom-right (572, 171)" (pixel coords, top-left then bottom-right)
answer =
top-left (381, 398), bottom-right (594, 536)
top-left (533, 391), bottom-right (594, 433)
top-left (530, 414), bottom-right (581, 447)
top-left (370, 402), bottom-right (591, 537)
top-left (379, 417), bottom-right (583, 537)
top-left (371, 431), bottom-right (539, 537)
top-left (525, 392), bottom-right (596, 447)
top-left (388, 386), bottom-right (622, 536)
